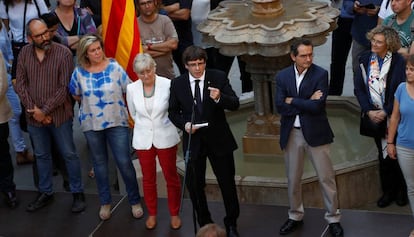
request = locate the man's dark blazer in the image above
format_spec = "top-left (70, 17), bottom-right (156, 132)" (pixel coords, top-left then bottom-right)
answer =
top-left (168, 69), bottom-right (239, 156)
top-left (275, 64), bottom-right (334, 150)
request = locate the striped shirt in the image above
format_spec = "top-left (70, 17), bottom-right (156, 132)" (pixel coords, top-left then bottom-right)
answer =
top-left (15, 42), bottom-right (75, 127)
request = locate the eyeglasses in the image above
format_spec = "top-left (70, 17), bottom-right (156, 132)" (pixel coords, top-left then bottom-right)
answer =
top-left (31, 30), bottom-right (49, 40)
top-left (370, 39), bottom-right (385, 46)
top-left (139, 0), bottom-right (153, 6)
top-left (187, 62), bottom-right (206, 68)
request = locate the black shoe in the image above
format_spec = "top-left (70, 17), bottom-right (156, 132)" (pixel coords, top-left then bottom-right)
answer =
top-left (226, 226), bottom-right (240, 237)
top-left (3, 191), bottom-right (19, 209)
top-left (329, 222), bottom-right (344, 237)
top-left (71, 193), bottom-right (86, 213)
top-left (63, 181), bottom-right (70, 192)
top-left (377, 193), bottom-right (394, 208)
top-left (396, 191), bottom-right (408, 206)
top-left (279, 219), bottom-right (303, 235)
top-left (26, 193), bottom-right (54, 212)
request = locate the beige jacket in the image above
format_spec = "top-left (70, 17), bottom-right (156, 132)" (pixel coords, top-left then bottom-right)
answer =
top-left (0, 51), bottom-right (12, 124)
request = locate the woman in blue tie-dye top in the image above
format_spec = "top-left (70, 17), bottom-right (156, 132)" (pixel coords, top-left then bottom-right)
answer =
top-left (69, 34), bottom-right (143, 221)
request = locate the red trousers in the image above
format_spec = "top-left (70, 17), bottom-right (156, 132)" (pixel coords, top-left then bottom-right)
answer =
top-left (136, 145), bottom-right (181, 216)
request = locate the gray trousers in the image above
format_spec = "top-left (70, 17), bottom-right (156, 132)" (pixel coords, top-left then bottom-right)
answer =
top-left (396, 145), bottom-right (414, 217)
top-left (284, 128), bottom-right (341, 223)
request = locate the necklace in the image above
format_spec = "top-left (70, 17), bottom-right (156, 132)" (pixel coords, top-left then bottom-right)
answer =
top-left (143, 84), bottom-right (155, 98)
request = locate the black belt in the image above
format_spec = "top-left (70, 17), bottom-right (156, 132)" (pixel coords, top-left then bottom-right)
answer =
top-left (294, 127), bottom-right (301, 129)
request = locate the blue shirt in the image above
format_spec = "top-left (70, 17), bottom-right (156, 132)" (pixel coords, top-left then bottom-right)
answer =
top-left (395, 83), bottom-right (414, 149)
top-left (69, 59), bottom-right (131, 132)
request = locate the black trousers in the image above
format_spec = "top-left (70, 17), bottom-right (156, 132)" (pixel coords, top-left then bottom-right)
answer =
top-left (186, 150), bottom-right (240, 228)
top-left (374, 137), bottom-right (407, 197)
top-left (329, 16), bottom-right (353, 95)
top-left (0, 122), bottom-right (16, 192)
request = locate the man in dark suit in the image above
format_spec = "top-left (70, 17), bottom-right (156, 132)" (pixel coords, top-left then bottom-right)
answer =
top-left (168, 45), bottom-right (240, 237)
top-left (275, 39), bottom-right (343, 237)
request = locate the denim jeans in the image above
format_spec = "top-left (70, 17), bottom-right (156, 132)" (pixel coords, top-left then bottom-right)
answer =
top-left (0, 122), bottom-right (15, 192)
top-left (84, 126), bottom-right (141, 205)
top-left (28, 120), bottom-right (83, 194)
top-left (6, 75), bottom-right (26, 152)
top-left (396, 145), bottom-right (414, 217)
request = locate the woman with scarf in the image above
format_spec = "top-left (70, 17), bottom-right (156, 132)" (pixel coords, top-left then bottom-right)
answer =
top-left (354, 25), bottom-right (407, 208)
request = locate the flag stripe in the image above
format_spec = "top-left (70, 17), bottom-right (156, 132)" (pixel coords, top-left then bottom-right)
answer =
top-left (102, 0), bottom-right (141, 81)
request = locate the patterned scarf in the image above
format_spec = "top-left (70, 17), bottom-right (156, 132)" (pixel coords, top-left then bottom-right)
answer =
top-left (368, 52), bottom-right (392, 109)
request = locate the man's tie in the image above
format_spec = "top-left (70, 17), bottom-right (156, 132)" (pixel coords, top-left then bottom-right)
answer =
top-left (194, 79), bottom-right (203, 115)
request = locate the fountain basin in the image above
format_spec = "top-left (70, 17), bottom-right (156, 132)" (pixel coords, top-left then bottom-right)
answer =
top-left (177, 97), bottom-right (380, 209)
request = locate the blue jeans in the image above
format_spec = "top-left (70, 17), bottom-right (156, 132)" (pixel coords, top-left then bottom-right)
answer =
top-left (28, 120), bottom-right (83, 194)
top-left (84, 126), bottom-right (141, 205)
top-left (6, 75), bottom-right (26, 152)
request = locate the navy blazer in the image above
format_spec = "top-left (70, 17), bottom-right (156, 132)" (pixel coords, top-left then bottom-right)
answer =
top-left (275, 64), bottom-right (334, 150)
top-left (168, 69), bottom-right (239, 156)
top-left (353, 51), bottom-right (406, 116)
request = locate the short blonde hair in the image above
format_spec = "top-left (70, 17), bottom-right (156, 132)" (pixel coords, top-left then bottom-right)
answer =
top-left (76, 34), bottom-right (105, 67)
top-left (196, 224), bottom-right (226, 237)
top-left (366, 25), bottom-right (401, 53)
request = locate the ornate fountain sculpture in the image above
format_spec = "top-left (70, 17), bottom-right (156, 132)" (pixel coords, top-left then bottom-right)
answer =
top-left (197, 0), bottom-right (339, 155)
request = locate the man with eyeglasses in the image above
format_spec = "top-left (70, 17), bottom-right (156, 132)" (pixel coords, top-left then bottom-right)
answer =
top-left (168, 45), bottom-right (240, 237)
top-left (14, 18), bottom-right (86, 213)
top-left (137, 0), bottom-right (178, 79)
top-left (275, 39), bottom-right (343, 237)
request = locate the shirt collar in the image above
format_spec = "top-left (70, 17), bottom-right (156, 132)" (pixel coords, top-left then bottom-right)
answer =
top-left (294, 63), bottom-right (308, 78)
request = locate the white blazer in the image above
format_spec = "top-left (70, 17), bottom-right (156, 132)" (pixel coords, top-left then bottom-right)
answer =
top-left (126, 75), bottom-right (180, 150)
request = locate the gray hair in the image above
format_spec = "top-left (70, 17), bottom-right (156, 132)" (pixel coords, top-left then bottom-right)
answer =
top-left (133, 53), bottom-right (157, 73)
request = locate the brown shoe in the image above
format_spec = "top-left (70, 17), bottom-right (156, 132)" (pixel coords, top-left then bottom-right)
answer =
top-left (16, 149), bottom-right (34, 165)
top-left (170, 215), bottom-right (181, 230)
top-left (145, 216), bottom-right (157, 230)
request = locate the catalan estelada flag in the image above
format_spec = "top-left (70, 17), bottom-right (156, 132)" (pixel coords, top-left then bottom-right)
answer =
top-left (102, 0), bottom-right (141, 81)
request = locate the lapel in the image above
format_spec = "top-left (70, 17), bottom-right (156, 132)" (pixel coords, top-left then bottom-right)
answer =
top-left (149, 77), bottom-right (163, 119)
top-left (288, 66), bottom-right (299, 96)
top-left (297, 65), bottom-right (314, 96)
top-left (183, 74), bottom-right (194, 104)
top-left (202, 71), bottom-right (210, 105)
top-left (136, 80), bottom-right (151, 118)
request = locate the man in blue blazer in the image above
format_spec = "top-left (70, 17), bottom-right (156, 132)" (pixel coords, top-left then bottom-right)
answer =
top-left (168, 46), bottom-right (240, 237)
top-left (275, 39), bottom-right (343, 237)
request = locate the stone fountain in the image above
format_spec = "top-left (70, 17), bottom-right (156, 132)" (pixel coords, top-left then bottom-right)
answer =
top-left (197, 0), bottom-right (339, 155)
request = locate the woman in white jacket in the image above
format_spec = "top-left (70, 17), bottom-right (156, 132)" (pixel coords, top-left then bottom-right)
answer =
top-left (126, 53), bottom-right (181, 230)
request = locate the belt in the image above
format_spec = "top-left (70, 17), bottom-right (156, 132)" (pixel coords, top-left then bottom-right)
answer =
top-left (294, 127), bottom-right (301, 129)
